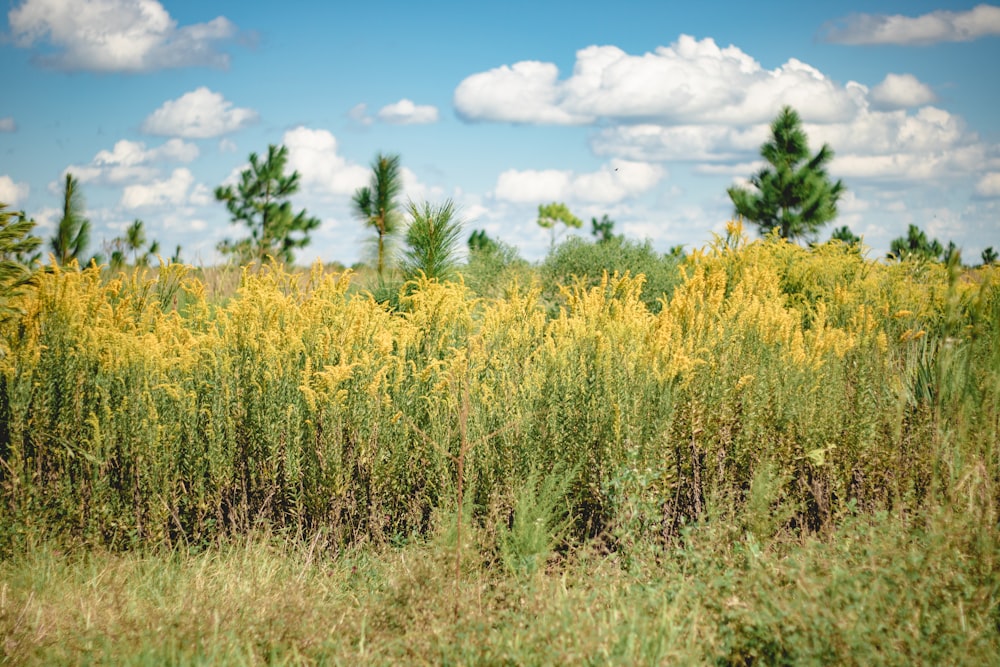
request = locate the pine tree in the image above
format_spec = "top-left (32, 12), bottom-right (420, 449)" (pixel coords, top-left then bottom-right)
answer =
top-left (215, 144), bottom-right (320, 266)
top-left (728, 106), bottom-right (845, 242)
top-left (591, 215), bottom-right (617, 243)
top-left (889, 224), bottom-right (943, 261)
top-left (400, 200), bottom-right (464, 282)
top-left (352, 153), bottom-right (403, 280)
top-left (50, 173), bottom-right (92, 267)
top-left (830, 225), bottom-right (861, 245)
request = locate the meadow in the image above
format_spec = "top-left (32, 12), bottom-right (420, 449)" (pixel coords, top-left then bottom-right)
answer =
top-left (1, 222), bottom-right (998, 664)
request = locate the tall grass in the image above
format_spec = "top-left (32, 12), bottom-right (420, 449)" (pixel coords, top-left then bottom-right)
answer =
top-left (1, 221), bottom-right (998, 662)
top-left (1, 222), bottom-right (997, 552)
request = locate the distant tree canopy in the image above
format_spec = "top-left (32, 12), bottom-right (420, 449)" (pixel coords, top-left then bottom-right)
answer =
top-left (215, 144), bottom-right (320, 266)
top-left (468, 229), bottom-right (499, 254)
top-left (889, 224), bottom-right (944, 261)
top-left (104, 219), bottom-right (163, 272)
top-left (728, 106), bottom-right (845, 242)
top-left (591, 215), bottom-right (617, 243)
top-left (830, 225), bottom-right (861, 246)
top-left (537, 202), bottom-right (583, 250)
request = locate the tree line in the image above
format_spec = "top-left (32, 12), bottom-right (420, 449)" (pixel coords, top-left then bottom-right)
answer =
top-left (1, 105), bottom-right (997, 293)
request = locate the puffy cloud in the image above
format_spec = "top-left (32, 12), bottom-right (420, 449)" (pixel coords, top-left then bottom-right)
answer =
top-left (376, 99), bottom-right (439, 125)
top-left (0, 176), bottom-right (30, 207)
top-left (282, 127), bottom-right (370, 196)
top-left (869, 73), bottom-right (937, 110)
top-left (455, 60), bottom-right (590, 124)
top-left (821, 4), bottom-right (1000, 45)
top-left (494, 160), bottom-right (664, 204)
top-left (0, 117), bottom-right (15, 132)
top-left (142, 87), bottom-right (258, 139)
top-left (63, 138), bottom-right (199, 185)
top-left (120, 168), bottom-right (195, 208)
top-left (808, 107), bottom-right (1000, 181)
top-left (975, 173), bottom-right (1000, 198)
top-left (455, 36), bottom-right (859, 126)
top-left (8, 0), bottom-right (237, 72)
top-left (595, 103), bottom-right (997, 185)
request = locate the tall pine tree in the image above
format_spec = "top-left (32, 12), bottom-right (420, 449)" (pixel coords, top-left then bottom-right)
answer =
top-left (215, 144), bottom-right (320, 266)
top-left (50, 173), bottom-right (92, 267)
top-left (728, 106), bottom-right (845, 242)
top-left (352, 153), bottom-right (403, 280)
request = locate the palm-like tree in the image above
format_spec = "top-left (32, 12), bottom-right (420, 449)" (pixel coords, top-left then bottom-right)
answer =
top-left (50, 173), bottom-right (91, 267)
top-left (125, 219), bottom-right (147, 266)
top-left (352, 153), bottom-right (403, 279)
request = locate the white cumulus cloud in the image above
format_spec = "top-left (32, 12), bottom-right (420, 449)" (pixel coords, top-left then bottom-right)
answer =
top-left (142, 87), bottom-right (258, 139)
top-left (8, 0), bottom-right (238, 72)
top-left (376, 99), bottom-right (439, 125)
top-left (63, 138), bottom-right (199, 185)
top-left (0, 176), bottom-right (30, 207)
top-left (494, 160), bottom-right (664, 204)
top-left (282, 127), bottom-right (370, 196)
top-left (869, 73), bottom-right (937, 110)
top-left (0, 117), bottom-right (15, 132)
top-left (120, 168), bottom-right (195, 208)
top-left (821, 4), bottom-right (1000, 45)
top-left (455, 36), bottom-right (859, 126)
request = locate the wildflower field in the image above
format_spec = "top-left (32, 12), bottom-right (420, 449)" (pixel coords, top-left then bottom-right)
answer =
top-left (2, 225), bottom-right (998, 664)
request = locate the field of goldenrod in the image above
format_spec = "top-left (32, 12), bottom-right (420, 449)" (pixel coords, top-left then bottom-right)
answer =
top-left (1, 222), bottom-right (997, 553)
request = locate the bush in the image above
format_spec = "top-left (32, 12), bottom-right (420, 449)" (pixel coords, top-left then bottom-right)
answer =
top-left (541, 235), bottom-right (681, 313)
top-left (459, 239), bottom-right (532, 299)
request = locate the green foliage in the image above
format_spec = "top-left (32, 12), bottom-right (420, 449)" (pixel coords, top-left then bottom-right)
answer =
top-left (459, 237), bottom-right (530, 299)
top-left (982, 246), bottom-right (998, 266)
top-left (537, 201), bottom-right (583, 250)
top-left (105, 219), bottom-right (164, 272)
top-left (498, 465), bottom-right (574, 576)
top-left (0, 204), bottom-right (42, 325)
top-left (467, 229), bottom-right (498, 253)
top-left (353, 153), bottom-right (404, 280)
top-left (400, 200), bottom-right (464, 283)
top-left (541, 235), bottom-right (681, 313)
top-left (590, 214), bottom-right (617, 243)
top-left (215, 144), bottom-right (320, 266)
top-left (890, 223), bottom-right (944, 261)
top-left (728, 106), bottom-right (845, 241)
top-left (49, 173), bottom-right (92, 267)
top-left (829, 224), bottom-right (860, 245)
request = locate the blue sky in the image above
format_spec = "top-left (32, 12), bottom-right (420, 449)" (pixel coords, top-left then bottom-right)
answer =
top-left (2, 0), bottom-right (999, 265)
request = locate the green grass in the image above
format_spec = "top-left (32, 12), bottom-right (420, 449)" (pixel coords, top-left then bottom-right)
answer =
top-left (2, 507), bottom-right (996, 665)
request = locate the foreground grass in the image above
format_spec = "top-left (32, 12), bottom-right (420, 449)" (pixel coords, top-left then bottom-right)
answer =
top-left (3, 508), bottom-right (997, 665)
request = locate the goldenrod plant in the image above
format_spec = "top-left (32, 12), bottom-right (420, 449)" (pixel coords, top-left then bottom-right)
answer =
top-left (1, 221), bottom-right (998, 663)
